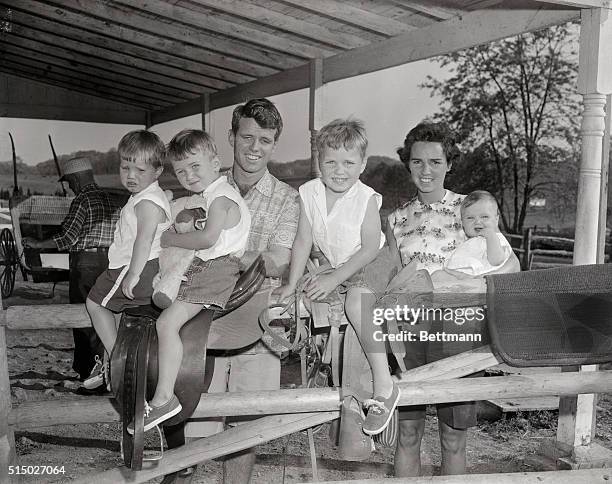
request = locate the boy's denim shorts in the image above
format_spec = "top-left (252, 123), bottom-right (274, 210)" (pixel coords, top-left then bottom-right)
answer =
top-left (315, 246), bottom-right (401, 306)
top-left (177, 254), bottom-right (241, 310)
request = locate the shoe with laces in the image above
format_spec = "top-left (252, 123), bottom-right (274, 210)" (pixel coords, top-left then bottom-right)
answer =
top-left (127, 395), bottom-right (182, 435)
top-left (83, 355), bottom-right (106, 390)
top-left (362, 383), bottom-right (401, 436)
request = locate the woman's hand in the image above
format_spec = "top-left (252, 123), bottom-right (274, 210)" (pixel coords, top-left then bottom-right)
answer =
top-left (305, 273), bottom-right (339, 300)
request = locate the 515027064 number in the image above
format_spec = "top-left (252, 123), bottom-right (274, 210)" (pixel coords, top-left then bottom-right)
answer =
top-left (8, 465), bottom-right (65, 475)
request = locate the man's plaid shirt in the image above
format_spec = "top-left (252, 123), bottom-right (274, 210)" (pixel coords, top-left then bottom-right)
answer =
top-left (225, 169), bottom-right (299, 257)
top-left (53, 183), bottom-right (122, 252)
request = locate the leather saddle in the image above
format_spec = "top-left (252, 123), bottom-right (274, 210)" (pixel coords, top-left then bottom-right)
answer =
top-left (110, 255), bottom-right (266, 469)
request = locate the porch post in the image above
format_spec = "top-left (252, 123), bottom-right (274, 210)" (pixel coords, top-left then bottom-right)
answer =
top-left (201, 93), bottom-right (211, 132)
top-left (0, 291), bottom-right (16, 482)
top-left (309, 58), bottom-right (324, 179)
top-left (555, 6), bottom-right (612, 464)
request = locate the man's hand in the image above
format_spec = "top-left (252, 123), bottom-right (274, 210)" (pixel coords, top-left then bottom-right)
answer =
top-left (274, 284), bottom-right (296, 302)
top-left (122, 271), bottom-right (140, 299)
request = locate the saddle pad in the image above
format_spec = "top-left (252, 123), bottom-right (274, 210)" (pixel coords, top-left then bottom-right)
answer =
top-left (486, 264), bottom-right (612, 367)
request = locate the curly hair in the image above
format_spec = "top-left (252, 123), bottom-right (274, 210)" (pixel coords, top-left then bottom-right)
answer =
top-left (231, 98), bottom-right (283, 141)
top-left (396, 122), bottom-right (461, 169)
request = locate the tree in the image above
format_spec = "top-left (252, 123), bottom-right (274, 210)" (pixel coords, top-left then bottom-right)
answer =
top-left (423, 23), bottom-right (581, 233)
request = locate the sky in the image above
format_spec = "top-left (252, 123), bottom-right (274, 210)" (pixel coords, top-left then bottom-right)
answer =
top-left (0, 59), bottom-right (449, 168)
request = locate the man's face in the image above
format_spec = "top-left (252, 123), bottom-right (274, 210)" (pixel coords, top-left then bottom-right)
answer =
top-left (228, 117), bottom-right (278, 175)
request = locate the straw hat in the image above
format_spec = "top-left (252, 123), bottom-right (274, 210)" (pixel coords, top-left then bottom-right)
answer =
top-left (59, 157), bottom-right (93, 181)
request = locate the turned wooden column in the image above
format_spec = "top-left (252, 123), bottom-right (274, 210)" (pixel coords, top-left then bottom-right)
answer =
top-left (556, 7), bottom-right (612, 457)
top-left (309, 58), bottom-right (324, 179)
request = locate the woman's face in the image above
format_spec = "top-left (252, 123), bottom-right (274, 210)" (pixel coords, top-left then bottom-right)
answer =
top-left (407, 141), bottom-right (451, 201)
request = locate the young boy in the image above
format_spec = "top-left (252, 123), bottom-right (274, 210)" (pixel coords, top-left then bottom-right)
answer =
top-left (127, 129), bottom-right (251, 433)
top-left (277, 118), bottom-right (399, 436)
top-left (84, 130), bottom-right (171, 388)
top-left (431, 190), bottom-right (512, 286)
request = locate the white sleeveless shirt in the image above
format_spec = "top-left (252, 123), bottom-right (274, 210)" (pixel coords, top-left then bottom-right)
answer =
top-left (108, 181), bottom-right (172, 269)
top-left (299, 178), bottom-right (384, 269)
top-left (189, 177), bottom-right (251, 261)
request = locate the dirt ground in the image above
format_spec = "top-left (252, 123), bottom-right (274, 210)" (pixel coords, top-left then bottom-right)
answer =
top-left (4, 278), bottom-right (612, 483)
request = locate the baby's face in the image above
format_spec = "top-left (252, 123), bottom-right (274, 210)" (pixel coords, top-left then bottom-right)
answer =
top-left (172, 151), bottom-right (219, 193)
top-left (318, 145), bottom-right (365, 196)
top-left (461, 200), bottom-right (499, 237)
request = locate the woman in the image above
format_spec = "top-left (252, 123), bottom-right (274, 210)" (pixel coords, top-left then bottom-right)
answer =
top-left (387, 122), bottom-right (519, 477)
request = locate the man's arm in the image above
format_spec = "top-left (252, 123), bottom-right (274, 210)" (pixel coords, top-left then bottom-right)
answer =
top-left (240, 247), bottom-right (290, 278)
top-left (24, 196), bottom-right (85, 250)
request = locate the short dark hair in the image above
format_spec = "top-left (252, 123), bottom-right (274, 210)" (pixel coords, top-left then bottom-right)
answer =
top-left (166, 129), bottom-right (217, 162)
top-left (118, 130), bottom-right (165, 169)
top-left (396, 122), bottom-right (461, 169)
top-left (231, 98), bottom-right (283, 141)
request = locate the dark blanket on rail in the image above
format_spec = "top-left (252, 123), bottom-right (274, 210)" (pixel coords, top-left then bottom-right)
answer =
top-left (485, 264), bottom-right (612, 367)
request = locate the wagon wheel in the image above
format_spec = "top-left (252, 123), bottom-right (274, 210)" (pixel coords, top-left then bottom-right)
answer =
top-left (0, 228), bottom-right (18, 299)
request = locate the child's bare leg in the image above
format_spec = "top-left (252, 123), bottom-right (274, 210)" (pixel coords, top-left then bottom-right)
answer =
top-left (86, 298), bottom-right (117, 356)
top-left (151, 300), bottom-right (204, 407)
top-left (345, 287), bottom-right (394, 397)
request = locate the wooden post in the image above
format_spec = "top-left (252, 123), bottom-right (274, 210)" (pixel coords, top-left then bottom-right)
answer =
top-left (309, 58), bottom-right (324, 179)
top-left (201, 93), bottom-right (211, 132)
top-left (555, 6), bottom-right (612, 464)
top-left (0, 291), bottom-right (16, 482)
top-left (522, 227), bottom-right (532, 270)
top-left (597, 93), bottom-right (611, 263)
top-left (144, 111), bottom-right (152, 129)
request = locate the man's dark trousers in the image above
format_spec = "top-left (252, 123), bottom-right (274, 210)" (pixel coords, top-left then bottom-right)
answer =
top-left (69, 249), bottom-right (108, 380)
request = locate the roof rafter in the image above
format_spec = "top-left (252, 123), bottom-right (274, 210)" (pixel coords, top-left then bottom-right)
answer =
top-left (115, 0), bottom-right (335, 59)
top-left (3, 33), bottom-right (208, 96)
top-left (6, 1), bottom-right (254, 86)
top-left (152, 7), bottom-right (580, 125)
top-left (279, 0), bottom-right (414, 36)
top-left (0, 63), bottom-right (158, 109)
top-left (38, 0), bottom-right (300, 71)
top-left (534, 0), bottom-right (611, 7)
top-left (187, 0), bottom-right (369, 50)
top-left (389, 0), bottom-right (458, 20)
top-left (1, 50), bottom-right (185, 105)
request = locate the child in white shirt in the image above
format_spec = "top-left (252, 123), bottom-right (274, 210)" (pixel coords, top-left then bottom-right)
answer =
top-left (278, 119), bottom-right (399, 436)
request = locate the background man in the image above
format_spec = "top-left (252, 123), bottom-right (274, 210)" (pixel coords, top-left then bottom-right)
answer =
top-left (24, 157), bottom-right (122, 392)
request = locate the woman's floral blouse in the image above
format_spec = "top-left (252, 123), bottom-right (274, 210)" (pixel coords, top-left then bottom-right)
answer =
top-left (388, 190), bottom-right (466, 274)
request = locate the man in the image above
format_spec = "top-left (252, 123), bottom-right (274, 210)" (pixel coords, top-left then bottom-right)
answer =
top-left (23, 157), bottom-right (122, 391)
top-left (163, 98), bottom-right (299, 484)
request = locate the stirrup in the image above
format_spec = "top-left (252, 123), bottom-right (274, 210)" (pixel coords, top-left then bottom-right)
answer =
top-left (121, 425), bottom-right (164, 463)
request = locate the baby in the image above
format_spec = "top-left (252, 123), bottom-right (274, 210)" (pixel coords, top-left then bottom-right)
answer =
top-left (431, 190), bottom-right (513, 286)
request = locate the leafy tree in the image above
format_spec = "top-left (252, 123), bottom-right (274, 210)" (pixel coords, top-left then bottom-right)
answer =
top-left (423, 23), bottom-right (580, 233)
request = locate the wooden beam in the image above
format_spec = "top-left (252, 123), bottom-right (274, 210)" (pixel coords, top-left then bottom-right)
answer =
top-left (2, 33), bottom-right (207, 96)
top-left (0, 294), bottom-right (16, 484)
top-left (314, 469), bottom-right (612, 483)
top-left (0, 101), bottom-right (145, 124)
top-left (189, 0), bottom-right (369, 49)
top-left (280, 0), bottom-right (414, 36)
top-left (1, 44), bottom-right (192, 102)
top-left (6, 4), bottom-right (249, 86)
top-left (201, 93), bottom-right (211, 131)
top-left (389, 0), bottom-right (457, 20)
top-left (115, 0), bottom-right (334, 59)
top-left (150, 8), bottom-right (580, 126)
top-left (534, 0), bottom-right (612, 8)
top-left (6, 23), bottom-right (226, 92)
top-left (1, 51), bottom-right (184, 105)
top-left (0, 66), bottom-right (155, 110)
top-left (39, 0), bottom-right (296, 72)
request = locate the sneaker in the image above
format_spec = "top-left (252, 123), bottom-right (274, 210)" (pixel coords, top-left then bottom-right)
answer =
top-left (83, 355), bottom-right (106, 390)
top-left (127, 395), bottom-right (182, 435)
top-left (362, 383), bottom-right (401, 436)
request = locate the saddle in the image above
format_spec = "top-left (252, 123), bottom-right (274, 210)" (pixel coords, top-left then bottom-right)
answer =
top-left (110, 255), bottom-right (266, 470)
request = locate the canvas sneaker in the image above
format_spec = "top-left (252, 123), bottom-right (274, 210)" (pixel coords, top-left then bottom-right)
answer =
top-left (83, 355), bottom-right (106, 390)
top-left (362, 383), bottom-right (401, 436)
top-left (127, 395), bottom-right (182, 435)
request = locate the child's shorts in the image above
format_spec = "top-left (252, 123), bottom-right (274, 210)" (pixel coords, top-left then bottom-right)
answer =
top-left (88, 259), bottom-right (159, 312)
top-left (315, 246), bottom-right (401, 306)
top-left (177, 255), bottom-right (241, 310)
